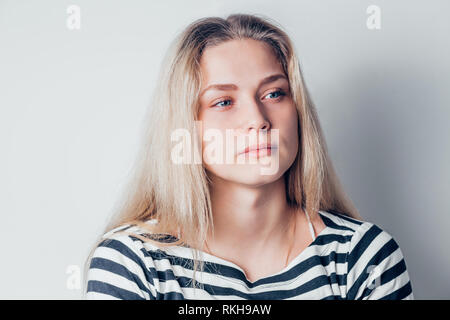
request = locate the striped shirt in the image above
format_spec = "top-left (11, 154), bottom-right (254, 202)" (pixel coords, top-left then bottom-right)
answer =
top-left (85, 210), bottom-right (414, 300)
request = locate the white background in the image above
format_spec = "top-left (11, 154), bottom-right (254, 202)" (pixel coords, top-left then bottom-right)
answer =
top-left (0, 0), bottom-right (449, 299)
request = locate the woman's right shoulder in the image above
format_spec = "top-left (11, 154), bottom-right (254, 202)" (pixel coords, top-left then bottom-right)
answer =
top-left (85, 223), bottom-right (162, 300)
top-left (94, 222), bottom-right (167, 258)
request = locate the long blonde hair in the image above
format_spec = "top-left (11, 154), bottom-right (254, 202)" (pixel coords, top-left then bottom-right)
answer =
top-left (83, 13), bottom-right (361, 295)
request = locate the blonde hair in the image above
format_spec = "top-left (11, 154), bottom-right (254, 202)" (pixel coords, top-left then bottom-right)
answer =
top-left (83, 13), bottom-right (362, 295)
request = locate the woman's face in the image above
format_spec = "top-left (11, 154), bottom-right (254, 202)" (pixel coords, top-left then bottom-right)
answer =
top-left (197, 39), bottom-right (299, 186)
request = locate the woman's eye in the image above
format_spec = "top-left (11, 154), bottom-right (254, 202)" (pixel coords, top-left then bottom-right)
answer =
top-left (211, 90), bottom-right (286, 110)
top-left (264, 90), bottom-right (286, 100)
top-left (213, 99), bottom-right (232, 109)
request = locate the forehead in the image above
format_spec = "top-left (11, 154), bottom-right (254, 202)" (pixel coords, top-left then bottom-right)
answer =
top-left (199, 39), bottom-right (284, 85)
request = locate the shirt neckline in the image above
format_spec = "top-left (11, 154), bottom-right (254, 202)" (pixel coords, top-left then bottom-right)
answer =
top-left (195, 210), bottom-right (332, 286)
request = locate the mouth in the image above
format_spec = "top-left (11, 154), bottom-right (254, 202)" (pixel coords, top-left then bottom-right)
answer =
top-left (239, 144), bottom-right (277, 156)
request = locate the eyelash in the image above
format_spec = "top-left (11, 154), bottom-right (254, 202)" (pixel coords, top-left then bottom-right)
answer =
top-left (212, 89), bottom-right (287, 110)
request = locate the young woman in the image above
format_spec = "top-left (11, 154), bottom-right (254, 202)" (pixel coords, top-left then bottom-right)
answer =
top-left (84, 13), bottom-right (414, 300)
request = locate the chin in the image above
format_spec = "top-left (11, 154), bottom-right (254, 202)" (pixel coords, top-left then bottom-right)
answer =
top-left (220, 165), bottom-right (286, 186)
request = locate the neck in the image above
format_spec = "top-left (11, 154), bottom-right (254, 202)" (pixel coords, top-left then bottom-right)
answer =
top-left (204, 173), bottom-right (297, 255)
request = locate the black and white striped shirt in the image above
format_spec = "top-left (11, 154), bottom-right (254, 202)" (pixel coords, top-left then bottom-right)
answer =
top-left (85, 210), bottom-right (414, 300)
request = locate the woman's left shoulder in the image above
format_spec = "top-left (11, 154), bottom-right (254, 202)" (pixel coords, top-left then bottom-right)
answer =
top-left (318, 210), bottom-right (414, 299)
top-left (343, 217), bottom-right (414, 300)
top-left (347, 218), bottom-right (404, 258)
top-left (318, 210), bottom-right (404, 252)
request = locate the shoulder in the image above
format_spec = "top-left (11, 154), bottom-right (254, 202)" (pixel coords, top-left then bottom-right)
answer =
top-left (318, 210), bottom-right (413, 300)
top-left (85, 222), bottom-right (172, 300)
top-left (318, 209), bottom-right (365, 234)
top-left (93, 223), bottom-right (161, 262)
top-left (318, 209), bottom-right (401, 253)
top-left (96, 221), bottom-right (180, 256)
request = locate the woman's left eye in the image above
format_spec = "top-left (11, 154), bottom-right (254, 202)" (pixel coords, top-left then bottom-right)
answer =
top-left (264, 90), bottom-right (286, 100)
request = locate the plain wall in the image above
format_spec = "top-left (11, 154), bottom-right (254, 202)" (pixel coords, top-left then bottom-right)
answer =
top-left (0, 0), bottom-right (448, 299)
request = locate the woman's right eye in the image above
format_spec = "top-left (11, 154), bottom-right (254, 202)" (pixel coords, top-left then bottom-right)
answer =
top-left (212, 99), bottom-right (233, 109)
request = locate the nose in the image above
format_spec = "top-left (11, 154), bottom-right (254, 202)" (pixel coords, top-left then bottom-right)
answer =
top-left (243, 99), bottom-right (271, 134)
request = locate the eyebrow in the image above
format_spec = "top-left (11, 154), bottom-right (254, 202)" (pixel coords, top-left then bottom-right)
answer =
top-left (200, 73), bottom-right (288, 97)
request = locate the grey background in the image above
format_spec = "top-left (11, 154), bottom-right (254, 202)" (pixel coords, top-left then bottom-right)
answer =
top-left (0, 0), bottom-right (448, 299)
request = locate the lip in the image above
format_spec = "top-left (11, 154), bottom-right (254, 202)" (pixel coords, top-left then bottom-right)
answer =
top-left (239, 143), bottom-right (275, 155)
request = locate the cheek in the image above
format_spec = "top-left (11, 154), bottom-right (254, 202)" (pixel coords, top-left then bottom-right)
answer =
top-left (198, 113), bottom-right (233, 147)
top-left (278, 108), bottom-right (299, 157)
top-left (287, 113), bottom-right (299, 142)
top-left (199, 123), bottom-right (230, 167)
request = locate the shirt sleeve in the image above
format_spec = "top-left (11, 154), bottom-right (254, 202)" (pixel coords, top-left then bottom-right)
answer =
top-left (345, 222), bottom-right (414, 300)
top-left (84, 231), bottom-right (159, 300)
